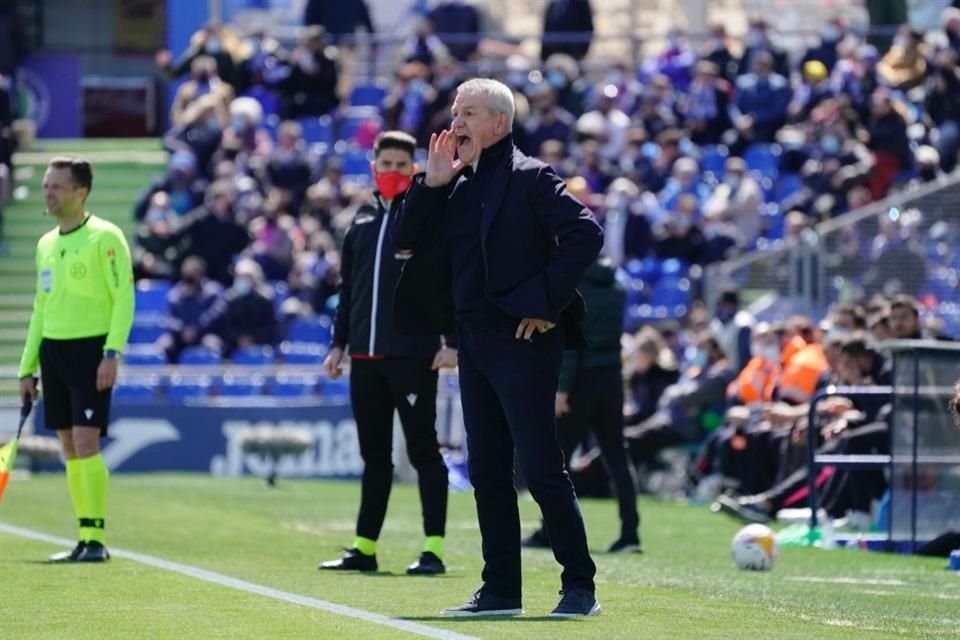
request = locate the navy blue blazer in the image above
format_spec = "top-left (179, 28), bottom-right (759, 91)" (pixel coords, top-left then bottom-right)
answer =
top-left (392, 137), bottom-right (603, 347)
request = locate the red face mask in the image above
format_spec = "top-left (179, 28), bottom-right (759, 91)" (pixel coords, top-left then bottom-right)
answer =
top-left (374, 171), bottom-right (412, 200)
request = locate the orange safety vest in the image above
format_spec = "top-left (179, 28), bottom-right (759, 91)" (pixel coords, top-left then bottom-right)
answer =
top-left (727, 356), bottom-right (779, 405)
top-left (775, 342), bottom-right (829, 403)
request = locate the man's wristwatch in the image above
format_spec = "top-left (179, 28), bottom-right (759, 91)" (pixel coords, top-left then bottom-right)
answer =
top-left (104, 349), bottom-right (119, 360)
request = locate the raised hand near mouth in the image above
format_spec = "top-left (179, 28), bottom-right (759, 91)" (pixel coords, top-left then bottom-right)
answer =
top-left (424, 129), bottom-right (464, 188)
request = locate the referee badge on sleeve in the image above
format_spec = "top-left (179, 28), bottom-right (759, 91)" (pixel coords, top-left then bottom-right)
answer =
top-left (41, 268), bottom-right (52, 292)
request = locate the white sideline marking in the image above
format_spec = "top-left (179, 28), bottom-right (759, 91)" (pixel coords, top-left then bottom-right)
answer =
top-left (788, 576), bottom-right (907, 586)
top-left (0, 523), bottom-right (477, 640)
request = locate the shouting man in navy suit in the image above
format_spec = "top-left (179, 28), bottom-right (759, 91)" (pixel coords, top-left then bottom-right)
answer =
top-left (393, 78), bottom-right (604, 618)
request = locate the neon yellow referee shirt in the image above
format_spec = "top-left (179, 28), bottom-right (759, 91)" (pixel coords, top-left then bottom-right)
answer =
top-left (18, 214), bottom-right (135, 378)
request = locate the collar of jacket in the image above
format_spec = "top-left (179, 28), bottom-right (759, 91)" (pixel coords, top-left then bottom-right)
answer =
top-left (477, 132), bottom-right (514, 172)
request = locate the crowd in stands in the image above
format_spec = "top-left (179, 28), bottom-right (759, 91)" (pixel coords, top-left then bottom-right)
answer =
top-left (124, 3), bottom-right (960, 525)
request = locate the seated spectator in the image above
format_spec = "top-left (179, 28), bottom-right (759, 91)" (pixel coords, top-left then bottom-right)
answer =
top-left (644, 28), bottom-right (697, 92)
top-left (156, 22), bottom-right (241, 90)
top-left (913, 145), bottom-right (944, 184)
top-left (638, 129), bottom-right (683, 193)
top-left (832, 44), bottom-right (881, 123)
top-left (877, 25), bottom-right (927, 90)
top-left (680, 61), bottom-right (731, 145)
top-left (888, 295), bottom-right (927, 340)
top-left (625, 326), bottom-right (681, 425)
top-left (573, 140), bottom-right (614, 193)
top-left (701, 208), bottom-right (741, 264)
top-left (133, 191), bottom-right (185, 281)
top-left (868, 313), bottom-right (893, 342)
top-left (771, 322), bottom-right (829, 405)
top-left (659, 157), bottom-right (710, 216)
top-left (701, 24), bottom-right (737, 80)
top-left (861, 89), bottom-right (911, 199)
top-left (402, 14), bottom-right (449, 66)
top-left (523, 83), bottom-right (575, 157)
top-left (944, 7), bottom-right (960, 56)
top-left (544, 53), bottom-right (589, 117)
top-left (169, 56), bottom-right (235, 127)
top-left (788, 60), bottom-right (834, 124)
top-left (603, 177), bottom-right (652, 266)
top-left (235, 28), bottom-right (287, 111)
top-left (428, 0), bottom-right (481, 62)
top-left (802, 17), bottom-right (846, 73)
top-left (538, 139), bottom-right (569, 176)
top-left (275, 25), bottom-right (340, 118)
top-left (925, 48), bottom-right (960, 173)
top-left (182, 181), bottom-right (251, 285)
top-left (165, 94), bottom-right (229, 179)
top-left (157, 257), bottom-right (226, 362)
top-left (133, 150), bottom-right (208, 220)
top-left (711, 290), bottom-right (754, 374)
top-left (654, 194), bottom-right (705, 265)
top-left (702, 157), bottom-right (762, 246)
top-left (222, 97), bottom-right (274, 166)
top-left (218, 258), bottom-right (277, 356)
top-left (727, 323), bottom-right (780, 406)
top-left (730, 51), bottom-right (792, 146)
top-left (263, 120), bottom-right (313, 213)
top-left (862, 213), bottom-right (927, 296)
top-left (586, 84), bottom-right (631, 162)
top-left (737, 17), bottom-right (790, 78)
top-left (382, 61), bottom-right (437, 146)
top-left (249, 198), bottom-right (296, 282)
top-left (633, 88), bottom-right (678, 141)
top-left (627, 333), bottom-right (734, 469)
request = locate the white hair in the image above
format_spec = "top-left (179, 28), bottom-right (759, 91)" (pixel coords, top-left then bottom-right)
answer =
top-left (456, 78), bottom-right (515, 130)
top-left (229, 97), bottom-right (263, 126)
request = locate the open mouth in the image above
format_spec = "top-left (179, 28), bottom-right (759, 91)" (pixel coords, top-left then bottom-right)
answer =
top-left (456, 133), bottom-right (472, 156)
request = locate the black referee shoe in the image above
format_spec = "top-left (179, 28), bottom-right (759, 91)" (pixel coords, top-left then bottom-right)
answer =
top-left (319, 548), bottom-right (378, 572)
top-left (76, 541), bottom-right (110, 563)
top-left (48, 541), bottom-right (86, 563)
top-left (406, 551), bottom-right (445, 575)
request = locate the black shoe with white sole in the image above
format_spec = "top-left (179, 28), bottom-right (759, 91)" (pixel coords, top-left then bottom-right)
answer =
top-left (606, 537), bottom-right (643, 554)
top-left (549, 588), bottom-right (601, 618)
top-left (441, 587), bottom-right (523, 617)
top-left (406, 551), bottom-right (446, 575)
top-left (319, 548), bottom-right (378, 572)
top-left (48, 541), bottom-right (86, 563)
top-left (75, 541), bottom-right (110, 562)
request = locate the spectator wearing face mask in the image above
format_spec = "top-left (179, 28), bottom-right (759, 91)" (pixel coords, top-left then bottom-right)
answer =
top-left (727, 322), bottom-right (780, 406)
top-left (169, 56), bottom-right (234, 127)
top-left (711, 290), bottom-right (754, 374)
top-left (680, 61), bottom-right (731, 145)
top-left (701, 24), bottom-right (737, 81)
top-left (216, 259), bottom-right (277, 357)
top-left (802, 17), bottom-right (847, 73)
top-left (156, 23), bottom-right (241, 91)
top-left (165, 94), bottom-right (229, 179)
top-left (181, 181), bottom-right (251, 286)
top-left (730, 51), bottom-right (792, 146)
top-left (264, 120), bottom-right (313, 213)
top-left (275, 26), bottom-right (340, 119)
top-left (657, 157), bottom-right (710, 214)
top-left (157, 257), bottom-right (226, 362)
top-left (877, 25), bottom-right (927, 91)
top-left (737, 18), bottom-right (790, 78)
top-left (132, 191), bottom-right (185, 281)
top-left (654, 193), bottom-right (705, 265)
top-left (702, 157), bottom-right (762, 246)
top-left (133, 150), bottom-right (208, 221)
top-left (788, 60), bottom-right (834, 124)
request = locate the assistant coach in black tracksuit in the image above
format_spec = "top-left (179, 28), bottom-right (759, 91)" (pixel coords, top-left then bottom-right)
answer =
top-left (394, 79), bottom-right (603, 618)
top-left (320, 131), bottom-right (456, 576)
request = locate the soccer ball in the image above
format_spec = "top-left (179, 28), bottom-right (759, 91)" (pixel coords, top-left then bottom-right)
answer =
top-left (731, 523), bottom-right (779, 571)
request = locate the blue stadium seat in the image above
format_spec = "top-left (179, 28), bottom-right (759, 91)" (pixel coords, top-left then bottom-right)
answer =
top-left (272, 374), bottom-right (320, 397)
top-left (339, 107), bottom-right (383, 142)
top-left (231, 345), bottom-right (275, 365)
top-left (178, 346), bottom-right (221, 365)
top-left (269, 280), bottom-right (290, 317)
top-left (166, 376), bottom-right (212, 402)
top-left (298, 115), bottom-right (335, 145)
top-left (773, 173), bottom-right (804, 203)
top-left (113, 383), bottom-right (158, 403)
top-left (624, 257), bottom-right (661, 283)
top-left (123, 349), bottom-right (166, 366)
top-left (651, 277), bottom-right (692, 309)
top-left (743, 144), bottom-right (781, 180)
top-left (135, 279), bottom-right (172, 316)
top-left (700, 146), bottom-right (728, 178)
top-left (320, 377), bottom-right (350, 402)
top-left (925, 267), bottom-right (959, 302)
top-left (128, 322), bottom-right (166, 344)
top-left (286, 316), bottom-right (333, 344)
top-left (342, 148), bottom-right (372, 177)
top-left (624, 279), bottom-right (647, 307)
top-left (660, 259), bottom-right (688, 279)
top-left (217, 375), bottom-right (266, 397)
top-left (349, 83), bottom-right (388, 107)
top-left (278, 341), bottom-right (329, 364)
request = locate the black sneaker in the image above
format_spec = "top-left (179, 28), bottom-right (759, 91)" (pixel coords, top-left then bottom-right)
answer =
top-left (76, 541), bottom-right (110, 563)
top-left (711, 494), bottom-right (772, 524)
top-left (319, 548), bottom-right (378, 572)
top-left (520, 528), bottom-right (551, 549)
top-left (606, 537), bottom-right (642, 554)
top-left (48, 541), bottom-right (86, 563)
top-left (549, 588), bottom-right (601, 618)
top-left (406, 551), bottom-right (446, 575)
top-left (441, 587), bottom-right (523, 617)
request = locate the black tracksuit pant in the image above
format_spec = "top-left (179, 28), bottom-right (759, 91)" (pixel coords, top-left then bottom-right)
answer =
top-left (350, 357), bottom-right (448, 541)
top-left (457, 319), bottom-right (596, 598)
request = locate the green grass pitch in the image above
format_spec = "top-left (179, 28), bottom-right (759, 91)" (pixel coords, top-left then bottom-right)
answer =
top-left (1, 474), bottom-right (958, 639)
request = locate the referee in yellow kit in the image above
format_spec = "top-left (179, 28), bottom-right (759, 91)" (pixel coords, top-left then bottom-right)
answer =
top-left (17, 156), bottom-right (135, 563)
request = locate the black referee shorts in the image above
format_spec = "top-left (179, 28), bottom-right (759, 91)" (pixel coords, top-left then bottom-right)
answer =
top-left (39, 335), bottom-right (112, 435)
